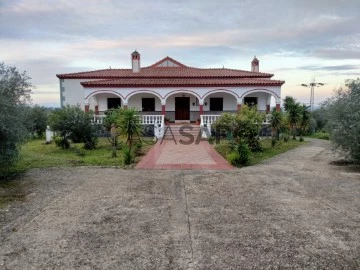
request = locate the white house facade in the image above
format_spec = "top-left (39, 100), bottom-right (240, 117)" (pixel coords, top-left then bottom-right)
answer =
top-left (57, 51), bottom-right (284, 134)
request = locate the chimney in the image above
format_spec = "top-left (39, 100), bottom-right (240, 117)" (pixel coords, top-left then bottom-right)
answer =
top-left (251, 56), bottom-right (259, 72)
top-left (131, 50), bottom-right (140, 73)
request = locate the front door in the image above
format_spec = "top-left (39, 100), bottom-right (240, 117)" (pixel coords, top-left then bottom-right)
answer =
top-left (175, 97), bottom-right (190, 120)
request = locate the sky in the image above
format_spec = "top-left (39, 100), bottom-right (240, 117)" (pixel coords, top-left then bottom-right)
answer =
top-left (1, 0), bottom-right (360, 108)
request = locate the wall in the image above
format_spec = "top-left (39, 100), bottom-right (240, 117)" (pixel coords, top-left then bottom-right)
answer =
top-left (203, 93), bottom-right (237, 111)
top-left (128, 93), bottom-right (162, 111)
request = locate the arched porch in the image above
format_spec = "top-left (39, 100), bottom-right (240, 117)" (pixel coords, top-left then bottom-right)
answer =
top-left (202, 91), bottom-right (239, 115)
top-left (164, 91), bottom-right (201, 122)
top-left (84, 91), bottom-right (124, 115)
top-left (127, 92), bottom-right (163, 116)
top-left (241, 89), bottom-right (281, 112)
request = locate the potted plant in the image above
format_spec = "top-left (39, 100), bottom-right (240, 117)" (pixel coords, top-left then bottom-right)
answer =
top-left (196, 118), bottom-right (201, 125)
top-left (164, 117), bottom-right (170, 124)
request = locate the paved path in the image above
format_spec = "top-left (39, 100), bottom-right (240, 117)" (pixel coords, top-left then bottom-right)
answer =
top-left (136, 139), bottom-right (234, 170)
top-left (1, 139), bottom-right (360, 269)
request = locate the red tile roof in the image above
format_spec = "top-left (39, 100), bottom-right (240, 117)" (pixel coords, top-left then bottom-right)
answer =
top-left (81, 77), bottom-right (284, 87)
top-left (57, 56), bottom-right (285, 87)
top-left (56, 67), bottom-right (274, 79)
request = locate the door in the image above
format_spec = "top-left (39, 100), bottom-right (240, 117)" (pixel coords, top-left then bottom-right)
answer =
top-left (175, 97), bottom-right (190, 120)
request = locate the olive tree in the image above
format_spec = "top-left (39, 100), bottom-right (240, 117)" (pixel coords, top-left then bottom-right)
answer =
top-left (48, 105), bottom-right (98, 149)
top-left (324, 78), bottom-right (360, 162)
top-left (23, 105), bottom-right (49, 137)
top-left (0, 62), bottom-right (32, 172)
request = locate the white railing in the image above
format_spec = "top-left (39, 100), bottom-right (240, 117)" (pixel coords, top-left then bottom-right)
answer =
top-left (141, 115), bottom-right (164, 126)
top-left (142, 115), bottom-right (164, 138)
top-left (93, 115), bottom-right (106, 124)
top-left (200, 115), bottom-right (222, 138)
top-left (200, 115), bottom-right (222, 126)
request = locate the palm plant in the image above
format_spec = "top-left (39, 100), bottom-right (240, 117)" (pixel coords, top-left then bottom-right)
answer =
top-left (269, 109), bottom-right (283, 140)
top-left (283, 96), bottom-right (301, 140)
top-left (298, 105), bottom-right (311, 141)
top-left (116, 107), bottom-right (142, 150)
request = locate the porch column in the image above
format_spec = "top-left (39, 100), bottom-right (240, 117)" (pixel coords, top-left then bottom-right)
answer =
top-left (95, 105), bottom-right (99, 115)
top-left (266, 104), bottom-right (270, 113)
top-left (85, 104), bottom-right (89, 112)
top-left (237, 104), bottom-right (242, 111)
top-left (199, 104), bottom-right (203, 115)
top-left (161, 105), bottom-right (166, 115)
top-left (276, 103), bottom-right (281, 111)
top-left (266, 94), bottom-right (271, 113)
top-left (123, 104), bottom-right (128, 109)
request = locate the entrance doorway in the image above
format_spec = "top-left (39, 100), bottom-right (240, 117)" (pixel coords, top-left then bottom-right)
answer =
top-left (175, 97), bottom-right (190, 120)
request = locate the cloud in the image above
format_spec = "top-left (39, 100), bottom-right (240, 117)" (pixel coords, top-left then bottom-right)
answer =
top-left (1, 0), bottom-right (360, 106)
top-left (299, 64), bottom-right (360, 71)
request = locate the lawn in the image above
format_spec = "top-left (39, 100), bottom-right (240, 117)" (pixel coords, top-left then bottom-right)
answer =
top-left (215, 138), bottom-right (306, 167)
top-left (5, 137), bottom-right (155, 176)
top-left (307, 131), bottom-right (330, 140)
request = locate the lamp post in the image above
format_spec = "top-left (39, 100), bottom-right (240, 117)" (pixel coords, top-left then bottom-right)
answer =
top-left (301, 80), bottom-right (324, 111)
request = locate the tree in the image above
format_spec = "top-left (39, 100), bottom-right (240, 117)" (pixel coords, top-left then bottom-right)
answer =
top-left (48, 105), bottom-right (98, 149)
top-left (311, 106), bottom-right (328, 132)
top-left (116, 107), bottom-right (142, 149)
top-left (324, 78), bottom-right (360, 162)
top-left (283, 96), bottom-right (301, 140)
top-left (269, 109), bottom-right (283, 140)
top-left (0, 62), bottom-right (32, 172)
top-left (298, 105), bottom-right (311, 141)
top-left (23, 105), bottom-right (48, 137)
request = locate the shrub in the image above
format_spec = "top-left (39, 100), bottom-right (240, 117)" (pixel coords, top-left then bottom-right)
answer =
top-left (271, 138), bottom-right (277, 147)
top-left (54, 135), bottom-right (70, 149)
top-left (227, 151), bottom-right (241, 166)
top-left (74, 147), bottom-right (86, 157)
top-left (236, 141), bottom-right (251, 165)
top-left (122, 146), bottom-right (133, 165)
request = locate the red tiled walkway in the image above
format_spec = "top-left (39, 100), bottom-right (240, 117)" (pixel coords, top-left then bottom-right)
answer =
top-left (136, 139), bottom-right (234, 170)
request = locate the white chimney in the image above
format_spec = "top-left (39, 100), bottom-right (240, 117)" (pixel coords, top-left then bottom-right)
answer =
top-left (251, 56), bottom-right (259, 72)
top-left (131, 50), bottom-right (140, 73)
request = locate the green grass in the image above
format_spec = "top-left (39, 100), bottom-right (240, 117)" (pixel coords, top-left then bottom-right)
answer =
top-left (4, 137), bottom-right (155, 176)
top-left (307, 132), bottom-right (330, 140)
top-left (215, 138), bottom-right (306, 167)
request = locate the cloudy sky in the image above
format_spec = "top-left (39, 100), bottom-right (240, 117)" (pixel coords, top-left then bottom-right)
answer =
top-left (1, 0), bottom-right (359, 107)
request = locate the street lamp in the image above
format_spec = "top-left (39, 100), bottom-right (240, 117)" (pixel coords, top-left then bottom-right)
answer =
top-left (301, 80), bottom-right (325, 111)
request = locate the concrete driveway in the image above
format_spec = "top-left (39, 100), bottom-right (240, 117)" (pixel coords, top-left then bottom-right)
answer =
top-left (0, 139), bottom-right (359, 269)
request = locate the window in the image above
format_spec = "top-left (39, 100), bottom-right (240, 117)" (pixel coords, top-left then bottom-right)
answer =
top-left (210, 98), bottom-right (223, 111)
top-left (107, 98), bottom-right (121, 109)
top-left (244, 97), bottom-right (257, 107)
top-left (142, 98), bottom-right (155, 111)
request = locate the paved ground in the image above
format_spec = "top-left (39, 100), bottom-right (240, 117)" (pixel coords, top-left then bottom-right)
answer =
top-left (136, 139), bottom-right (234, 170)
top-left (0, 139), bottom-right (360, 269)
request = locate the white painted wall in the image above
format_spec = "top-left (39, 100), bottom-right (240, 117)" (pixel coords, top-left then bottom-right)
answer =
top-left (61, 79), bottom-right (100, 108)
top-left (156, 60), bottom-right (180, 67)
top-left (203, 93), bottom-right (237, 111)
top-left (96, 93), bottom-right (123, 112)
top-left (128, 93), bottom-right (162, 111)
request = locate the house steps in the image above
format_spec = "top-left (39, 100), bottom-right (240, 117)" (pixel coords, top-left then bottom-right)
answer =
top-left (162, 124), bottom-right (202, 140)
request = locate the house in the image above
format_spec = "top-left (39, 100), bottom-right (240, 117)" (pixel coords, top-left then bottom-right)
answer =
top-left (56, 51), bottom-right (284, 137)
